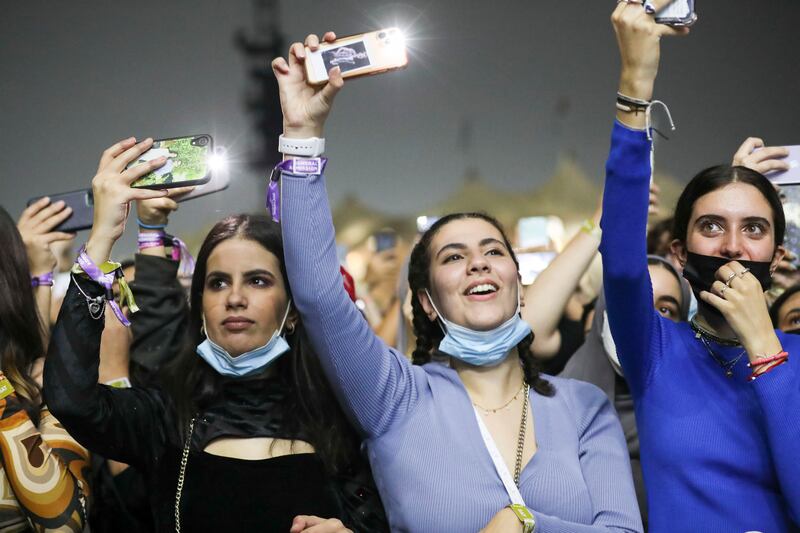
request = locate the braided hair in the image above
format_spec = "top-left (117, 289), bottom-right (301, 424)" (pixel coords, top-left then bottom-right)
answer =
top-left (408, 212), bottom-right (554, 397)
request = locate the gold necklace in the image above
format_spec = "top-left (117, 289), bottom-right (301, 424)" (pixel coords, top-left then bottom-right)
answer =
top-left (472, 382), bottom-right (525, 414)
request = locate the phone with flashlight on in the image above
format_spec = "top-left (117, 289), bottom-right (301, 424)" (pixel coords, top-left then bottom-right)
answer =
top-left (129, 135), bottom-right (214, 190)
top-left (304, 28), bottom-right (409, 85)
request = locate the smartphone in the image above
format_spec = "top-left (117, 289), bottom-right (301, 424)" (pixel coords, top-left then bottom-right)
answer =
top-left (644, 0), bottom-right (697, 26)
top-left (766, 145), bottom-right (800, 186)
top-left (27, 188), bottom-right (93, 233)
top-left (305, 28), bottom-right (409, 85)
top-left (517, 251), bottom-right (557, 286)
top-left (175, 146), bottom-right (230, 202)
top-left (129, 135), bottom-right (214, 189)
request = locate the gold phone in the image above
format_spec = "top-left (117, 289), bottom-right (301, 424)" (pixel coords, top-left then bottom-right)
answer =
top-left (304, 28), bottom-right (409, 85)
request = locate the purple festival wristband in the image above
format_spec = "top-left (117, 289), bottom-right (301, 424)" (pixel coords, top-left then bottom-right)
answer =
top-left (137, 231), bottom-right (196, 277)
top-left (266, 157), bottom-right (328, 222)
top-left (31, 272), bottom-right (54, 287)
top-left (75, 247), bottom-right (130, 327)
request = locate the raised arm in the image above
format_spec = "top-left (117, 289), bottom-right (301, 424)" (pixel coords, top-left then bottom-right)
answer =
top-left (44, 138), bottom-right (173, 468)
top-left (272, 34), bottom-right (419, 438)
top-left (16, 198), bottom-right (75, 342)
top-left (129, 192), bottom-right (192, 374)
top-left (523, 206), bottom-right (601, 358)
top-left (600, 1), bottom-right (686, 397)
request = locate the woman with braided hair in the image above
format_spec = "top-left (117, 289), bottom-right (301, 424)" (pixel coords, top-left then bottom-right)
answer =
top-left (271, 32), bottom-right (642, 533)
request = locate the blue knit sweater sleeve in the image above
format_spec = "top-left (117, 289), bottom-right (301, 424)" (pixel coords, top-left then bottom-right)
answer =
top-left (279, 171), bottom-right (419, 439)
top-left (599, 122), bottom-right (667, 398)
top-left (750, 347), bottom-right (800, 521)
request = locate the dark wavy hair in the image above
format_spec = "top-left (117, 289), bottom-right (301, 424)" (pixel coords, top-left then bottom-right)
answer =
top-left (0, 207), bottom-right (45, 424)
top-left (407, 212), bottom-right (554, 397)
top-left (161, 214), bottom-right (359, 474)
top-left (673, 165), bottom-right (785, 247)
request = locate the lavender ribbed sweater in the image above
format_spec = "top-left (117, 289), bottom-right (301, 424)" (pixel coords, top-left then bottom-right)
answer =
top-left (280, 171), bottom-right (642, 533)
top-left (601, 121), bottom-right (800, 531)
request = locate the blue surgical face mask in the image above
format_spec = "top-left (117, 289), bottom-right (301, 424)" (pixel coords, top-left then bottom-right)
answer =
top-left (425, 285), bottom-right (531, 367)
top-left (196, 302), bottom-right (293, 378)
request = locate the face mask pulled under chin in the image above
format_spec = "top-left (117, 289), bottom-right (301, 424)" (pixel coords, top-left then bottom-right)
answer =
top-left (424, 287), bottom-right (531, 367)
top-left (682, 252), bottom-right (773, 294)
top-left (196, 303), bottom-right (292, 378)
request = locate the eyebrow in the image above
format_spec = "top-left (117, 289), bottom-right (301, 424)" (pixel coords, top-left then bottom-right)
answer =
top-left (435, 238), bottom-right (507, 260)
top-left (656, 295), bottom-right (680, 308)
top-left (694, 214), bottom-right (771, 228)
top-left (783, 307), bottom-right (800, 318)
top-left (205, 268), bottom-right (276, 280)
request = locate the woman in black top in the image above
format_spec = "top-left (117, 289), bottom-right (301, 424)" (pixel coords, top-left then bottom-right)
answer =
top-left (43, 137), bottom-right (385, 532)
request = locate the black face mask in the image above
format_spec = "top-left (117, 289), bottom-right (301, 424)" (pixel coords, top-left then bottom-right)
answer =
top-left (682, 251), bottom-right (773, 297)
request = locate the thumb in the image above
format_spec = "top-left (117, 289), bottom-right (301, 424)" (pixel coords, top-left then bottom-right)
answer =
top-left (319, 67), bottom-right (344, 105)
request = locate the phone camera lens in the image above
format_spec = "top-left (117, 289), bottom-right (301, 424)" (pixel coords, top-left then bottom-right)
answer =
top-left (195, 136), bottom-right (209, 147)
top-left (378, 32), bottom-right (386, 40)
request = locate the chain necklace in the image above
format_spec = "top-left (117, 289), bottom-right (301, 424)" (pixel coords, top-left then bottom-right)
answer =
top-left (174, 417), bottom-right (196, 533)
top-left (513, 384), bottom-right (530, 486)
top-left (691, 319), bottom-right (745, 378)
top-left (472, 382), bottom-right (525, 414)
top-left (690, 317), bottom-right (741, 347)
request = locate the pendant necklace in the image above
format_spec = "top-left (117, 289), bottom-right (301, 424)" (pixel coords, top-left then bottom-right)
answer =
top-left (691, 318), bottom-right (745, 378)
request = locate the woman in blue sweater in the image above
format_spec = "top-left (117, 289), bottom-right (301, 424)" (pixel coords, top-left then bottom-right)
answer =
top-left (603, 2), bottom-right (800, 531)
top-left (268, 32), bottom-right (642, 533)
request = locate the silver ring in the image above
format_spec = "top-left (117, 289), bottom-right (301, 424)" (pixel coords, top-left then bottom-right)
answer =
top-left (738, 268), bottom-right (751, 278)
top-left (725, 272), bottom-right (737, 287)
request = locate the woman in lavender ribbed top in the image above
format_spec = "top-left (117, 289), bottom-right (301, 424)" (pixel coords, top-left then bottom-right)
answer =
top-left (270, 33), bottom-right (642, 533)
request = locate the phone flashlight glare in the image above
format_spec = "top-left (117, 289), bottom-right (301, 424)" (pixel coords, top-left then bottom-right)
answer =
top-left (207, 147), bottom-right (229, 173)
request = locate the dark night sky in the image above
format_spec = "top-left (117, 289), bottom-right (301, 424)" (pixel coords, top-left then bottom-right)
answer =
top-left (2, 1), bottom-right (799, 249)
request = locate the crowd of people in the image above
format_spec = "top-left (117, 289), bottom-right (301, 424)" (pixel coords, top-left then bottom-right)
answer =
top-left (1, 1), bottom-right (798, 531)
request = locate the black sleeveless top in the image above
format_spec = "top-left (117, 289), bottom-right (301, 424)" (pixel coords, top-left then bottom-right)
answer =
top-left (156, 447), bottom-right (339, 532)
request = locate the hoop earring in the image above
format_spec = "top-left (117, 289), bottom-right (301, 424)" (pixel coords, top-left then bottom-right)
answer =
top-left (286, 322), bottom-right (295, 335)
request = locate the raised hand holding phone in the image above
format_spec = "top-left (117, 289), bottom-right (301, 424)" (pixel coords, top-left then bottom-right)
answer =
top-left (85, 137), bottom-right (168, 266)
top-left (17, 197), bottom-right (75, 276)
top-left (271, 32), bottom-right (344, 140)
top-left (612, 0), bottom-right (690, 128)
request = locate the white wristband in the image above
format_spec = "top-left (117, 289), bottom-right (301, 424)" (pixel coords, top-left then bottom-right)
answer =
top-left (278, 135), bottom-right (326, 157)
